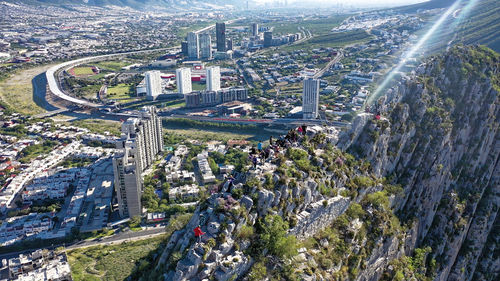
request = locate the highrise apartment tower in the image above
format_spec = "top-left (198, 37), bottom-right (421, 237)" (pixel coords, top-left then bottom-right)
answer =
top-left (113, 107), bottom-right (163, 218)
top-left (216, 22), bottom-right (226, 52)
top-left (145, 71), bottom-right (162, 100)
top-left (187, 32), bottom-right (199, 59)
top-left (251, 23), bottom-right (259, 36)
top-left (264, 31), bottom-right (273, 48)
top-left (302, 78), bottom-right (319, 119)
top-left (199, 34), bottom-right (212, 60)
top-left (206, 66), bottom-right (221, 92)
top-left (176, 68), bottom-right (192, 95)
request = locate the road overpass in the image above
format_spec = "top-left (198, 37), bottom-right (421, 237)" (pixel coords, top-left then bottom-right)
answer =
top-left (45, 48), bottom-right (175, 109)
top-left (43, 18), bottom-right (241, 113)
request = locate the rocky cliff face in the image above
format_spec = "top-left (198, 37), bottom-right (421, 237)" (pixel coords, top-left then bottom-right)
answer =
top-left (144, 45), bottom-right (499, 281)
top-left (340, 45), bottom-right (500, 281)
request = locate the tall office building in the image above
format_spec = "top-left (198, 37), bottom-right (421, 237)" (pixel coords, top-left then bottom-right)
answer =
top-left (226, 38), bottom-right (233, 51)
top-left (206, 66), bottom-right (221, 92)
top-left (176, 68), bottom-right (192, 95)
top-left (181, 41), bottom-right (188, 57)
top-left (251, 23), bottom-right (259, 36)
top-left (145, 71), bottom-right (162, 100)
top-left (302, 78), bottom-right (320, 119)
top-left (264, 31), bottom-right (273, 48)
top-left (216, 22), bottom-right (226, 52)
top-left (113, 107), bottom-right (163, 218)
top-left (199, 34), bottom-right (212, 60)
top-left (187, 32), bottom-right (199, 59)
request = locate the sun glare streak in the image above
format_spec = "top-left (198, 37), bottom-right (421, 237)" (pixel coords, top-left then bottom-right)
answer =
top-left (365, 0), bottom-right (471, 107)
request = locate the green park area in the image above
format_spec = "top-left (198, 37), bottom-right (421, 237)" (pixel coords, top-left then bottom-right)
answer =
top-left (191, 82), bottom-right (206, 91)
top-left (67, 235), bottom-right (165, 281)
top-left (71, 66), bottom-right (95, 76)
top-left (107, 83), bottom-right (136, 102)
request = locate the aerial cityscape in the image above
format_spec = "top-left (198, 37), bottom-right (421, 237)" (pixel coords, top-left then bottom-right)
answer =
top-left (0, 0), bottom-right (499, 280)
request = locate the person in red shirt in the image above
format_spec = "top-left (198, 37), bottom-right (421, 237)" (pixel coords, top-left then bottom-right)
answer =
top-left (194, 226), bottom-right (205, 243)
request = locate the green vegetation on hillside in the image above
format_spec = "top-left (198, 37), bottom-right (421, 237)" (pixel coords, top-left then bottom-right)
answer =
top-left (68, 235), bottom-right (165, 281)
top-left (455, 0), bottom-right (500, 52)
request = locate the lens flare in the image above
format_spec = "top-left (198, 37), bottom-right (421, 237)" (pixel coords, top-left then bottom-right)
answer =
top-left (365, 0), bottom-right (477, 107)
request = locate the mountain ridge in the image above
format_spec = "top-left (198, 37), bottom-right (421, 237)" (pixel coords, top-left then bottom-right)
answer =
top-left (2, 0), bottom-right (244, 10)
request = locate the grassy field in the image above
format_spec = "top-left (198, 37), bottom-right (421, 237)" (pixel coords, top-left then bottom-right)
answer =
top-left (302, 17), bottom-right (348, 35)
top-left (107, 83), bottom-right (136, 101)
top-left (270, 16), bottom-right (348, 36)
top-left (67, 235), bottom-right (165, 281)
top-left (281, 29), bottom-right (374, 51)
top-left (87, 73), bottom-right (107, 80)
top-left (192, 82), bottom-right (206, 91)
top-left (0, 64), bottom-right (56, 115)
top-left (71, 66), bottom-right (95, 76)
top-left (164, 128), bottom-right (255, 142)
top-left (271, 21), bottom-right (303, 35)
top-left (94, 61), bottom-right (131, 72)
top-left (69, 119), bottom-right (121, 136)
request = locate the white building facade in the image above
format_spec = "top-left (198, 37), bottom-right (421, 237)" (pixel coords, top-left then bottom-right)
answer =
top-left (206, 66), bottom-right (221, 92)
top-left (176, 67), bottom-right (192, 95)
top-left (145, 70), bottom-right (162, 100)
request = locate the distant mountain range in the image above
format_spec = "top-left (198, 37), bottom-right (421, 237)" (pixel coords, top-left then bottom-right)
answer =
top-left (4, 0), bottom-right (246, 10)
top-left (4, 0), bottom-right (459, 11)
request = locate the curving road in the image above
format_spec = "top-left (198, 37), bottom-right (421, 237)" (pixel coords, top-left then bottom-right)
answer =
top-left (44, 18), bottom-right (241, 111)
top-left (45, 48), bottom-right (175, 109)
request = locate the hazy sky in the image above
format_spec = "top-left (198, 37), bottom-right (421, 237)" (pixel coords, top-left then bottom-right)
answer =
top-left (255, 0), bottom-right (428, 7)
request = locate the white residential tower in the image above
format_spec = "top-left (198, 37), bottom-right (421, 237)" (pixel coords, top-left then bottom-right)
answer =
top-left (206, 66), bottom-right (221, 92)
top-left (145, 71), bottom-right (162, 100)
top-left (176, 68), bottom-right (192, 95)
